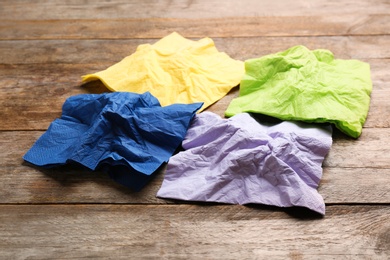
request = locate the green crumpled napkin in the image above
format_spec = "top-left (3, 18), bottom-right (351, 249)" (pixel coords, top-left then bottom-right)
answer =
top-left (225, 45), bottom-right (372, 138)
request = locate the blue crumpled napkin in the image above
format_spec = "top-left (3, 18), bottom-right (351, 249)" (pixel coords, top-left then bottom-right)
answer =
top-left (23, 92), bottom-right (203, 191)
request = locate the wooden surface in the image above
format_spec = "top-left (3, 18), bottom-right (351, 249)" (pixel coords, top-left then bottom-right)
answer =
top-left (0, 0), bottom-right (389, 259)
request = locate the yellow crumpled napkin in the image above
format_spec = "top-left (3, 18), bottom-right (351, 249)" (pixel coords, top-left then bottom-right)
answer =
top-left (82, 32), bottom-right (244, 111)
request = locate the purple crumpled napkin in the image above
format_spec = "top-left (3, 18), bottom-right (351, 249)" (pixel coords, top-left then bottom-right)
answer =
top-left (157, 112), bottom-right (332, 215)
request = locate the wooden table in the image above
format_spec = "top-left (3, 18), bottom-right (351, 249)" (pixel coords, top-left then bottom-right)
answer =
top-left (1, 0), bottom-right (389, 259)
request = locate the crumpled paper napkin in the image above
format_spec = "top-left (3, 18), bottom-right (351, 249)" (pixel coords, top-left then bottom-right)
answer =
top-left (225, 45), bottom-right (372, 138)
top-left (82, 32), bottom-right (244, 111)
top-left (157, 112), bottom-right (332, 215)
top-left (23, 92), bottom-right (202, 191)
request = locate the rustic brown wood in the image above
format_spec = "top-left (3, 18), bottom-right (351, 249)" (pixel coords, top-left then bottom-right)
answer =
top-left (1, 160), bottom-right (390, 205)
top-left (1, 15), bottom-right (389, 40)
top-left (1, 36), bottom-right (389, 66)
top-left (1, 130), bottom-right (390, 204)
top-left (1, 0), bottom-right (389, 20)
top-left (3, 129), bottom-right (390, 169)
top-left (0, 58), bottom-right (388, 130)
top-left (0, 0), bottom-right (389, 258)
top-left (0, 205), bottom-right (389, 259)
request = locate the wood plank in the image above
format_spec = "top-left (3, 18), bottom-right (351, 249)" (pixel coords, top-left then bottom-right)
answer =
top-left (326, 128), bottom-right (390, 168)
top-left (0, 36), bottom-right (389, 66)
top-left (0, 130), bottom-right (164, 203)
top-left (0, 205), bottom-right (389, 259)
top-left (1, 80), bottom-right (388, 130)
top-left (0, 68), bottom-right (108, 130)
top-left (0, 163), bottom-right (389, 205)
top-left (320, 168), bottom-right (390, 204)
top-left (0, 0), bottom-right (388, 20)
top-left (0, 57), bottom-right (388, 130)
top-left (1, 130), bottom-right (389, 204)
top-left (3, 128), bottom-right (390, 170)
top-left (1, 14), bottom-right (389, 40)
top-left (0, 0), bottom-right (388, 259)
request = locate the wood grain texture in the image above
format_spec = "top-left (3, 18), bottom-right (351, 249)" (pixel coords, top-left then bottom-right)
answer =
top-left (0, 205), bottom-right (389, 259)
top-left (0, 0), bottom-right (389, 258)
top-left (1, 130), bottom-right (389, 204)
top-left (0, 162), bottom-right (389, 205)
top-left (1, 0), bottom-right (389, 40)
top-left (1, 0), bottom-right (389, 20)
top-left (4, 129), bottom-right (390, 169)
top-left (0, 57), bottom-right (388, 130)
top-left (1, 14), bottom-right (389, 40)
top-left (1, 36), bottom-right (389, 66)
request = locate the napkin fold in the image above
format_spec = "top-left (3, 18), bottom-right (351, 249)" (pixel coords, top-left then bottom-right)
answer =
top-left (157, 112), bottom-right (332, 215)
top-left (82, 32), bottom-right (244, 111)
top-left (225, 45), bottom-right (372, 138)
top-left (23, 92), bottom-right (202, 191)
